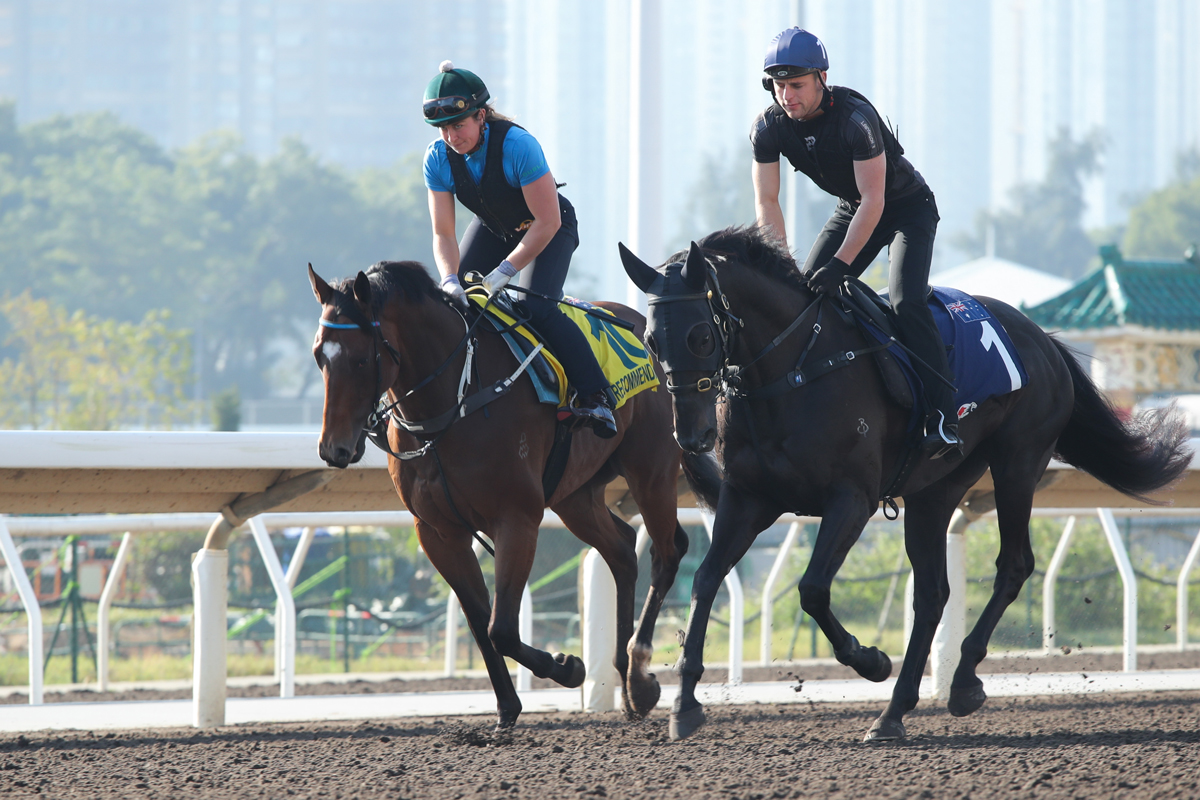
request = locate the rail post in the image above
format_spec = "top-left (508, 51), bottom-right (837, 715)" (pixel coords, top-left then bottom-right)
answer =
top-left (192, 539), bottom-right (228, 727)
top-left (0, 518), bottom-right (43, 704)
top-left (97, 532), bottom-right (133, 691)
top-left (760, 523), bottom-right (801, 665)
top-left (930, 509), bottom-right (971, 700)
top-left (1096, 508), bottom-right (1138, 672)
top-left (1042, 516), bottom-right (1077, 653)
top-left (581, 547), bottom-right (619, 711)
top-left (247, 518), bottom-right (296, 698)
top-left (1177, 526), bottom-right (1200, 651)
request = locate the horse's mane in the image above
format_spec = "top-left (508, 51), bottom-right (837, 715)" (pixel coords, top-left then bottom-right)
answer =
top-left (332, 260), bottom-right (440, 313)
top-left (680, 225), bottom-right (806, 293)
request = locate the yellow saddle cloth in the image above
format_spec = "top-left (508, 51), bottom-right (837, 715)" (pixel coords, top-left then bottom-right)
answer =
top-left (468, 293), bottom-right (659, 409)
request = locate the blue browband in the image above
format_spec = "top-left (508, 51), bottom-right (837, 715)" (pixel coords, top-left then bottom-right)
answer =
top-left (320, 319), bottom-right (379, 329)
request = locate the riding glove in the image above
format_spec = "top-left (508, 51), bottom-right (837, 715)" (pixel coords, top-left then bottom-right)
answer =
top-left (482, 260), bottom-right (519, 297)
top-left (440, 274), bottom-right (469, 311)
top-left (803, 256), bottom-right (851, 294)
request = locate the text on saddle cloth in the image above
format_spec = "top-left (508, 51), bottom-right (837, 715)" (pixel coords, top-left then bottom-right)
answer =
top-left (857, 286), bottom-right (1028, 428)
top-left (468, 294), bottom-right (660, 409)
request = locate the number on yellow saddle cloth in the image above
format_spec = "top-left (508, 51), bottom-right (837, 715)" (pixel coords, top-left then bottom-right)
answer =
top-left (467, 293), bottom-right (660, 410)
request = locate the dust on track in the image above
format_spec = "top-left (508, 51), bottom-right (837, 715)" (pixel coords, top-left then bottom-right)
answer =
top-left (2, 690), bottom-right (1198, 799)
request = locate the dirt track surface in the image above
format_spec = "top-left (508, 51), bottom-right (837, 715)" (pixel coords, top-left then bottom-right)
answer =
top-left (4, 649), bottom-right (1198, 704)
top-left (2, 691), bottom-right (1199, 799)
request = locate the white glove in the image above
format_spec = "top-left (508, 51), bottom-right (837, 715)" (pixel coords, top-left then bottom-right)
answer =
top-left (440, 274), bottom-right (469, 310)
top-left (482, 260), bottom-right (519, 297)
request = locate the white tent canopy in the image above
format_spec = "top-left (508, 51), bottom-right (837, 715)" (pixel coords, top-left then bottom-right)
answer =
top-left (933, 256), bottom-right (1072, 309)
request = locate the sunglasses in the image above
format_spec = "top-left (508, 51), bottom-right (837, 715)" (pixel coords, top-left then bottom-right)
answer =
top-left (423, 96), bottom-right (474, 120)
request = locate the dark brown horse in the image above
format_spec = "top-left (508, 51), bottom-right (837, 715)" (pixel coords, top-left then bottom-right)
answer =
top-left (308, 260), bottom-right (698, 727)
top-left (620, 227), bottom-right (1190, 742)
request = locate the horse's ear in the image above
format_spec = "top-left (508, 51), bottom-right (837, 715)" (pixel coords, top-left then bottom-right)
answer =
top-left (619, 242), bottom-right (659, 293)
top-left (680, 242), bottom-right (707, 290)
top-left (308, 263), bottom-right (333, 305)
top-left (353, 271), bottom-right (372, 305)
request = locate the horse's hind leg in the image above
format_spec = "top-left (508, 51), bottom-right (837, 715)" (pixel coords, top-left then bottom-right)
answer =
top-left (622, 474), bottom-right (689, 719)
top-left (551, 485), bottom-right (640, 715)
top-left (947, 446), bottom-right (1054, 718)
top-left (415, 520), bottom-right (522, 728)
top-left (866, 460), bottom-right (988, 742)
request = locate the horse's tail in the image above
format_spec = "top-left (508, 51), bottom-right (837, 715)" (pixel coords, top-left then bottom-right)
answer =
top-left (681, 450), bottom-right (722, 510)
top-left (1052, 338), bottom-right (1192, 503)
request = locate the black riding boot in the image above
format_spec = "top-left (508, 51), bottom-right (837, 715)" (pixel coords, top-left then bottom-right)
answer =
top-left (924, 408), bottom-right (963, 462)
top-left (573, 391), bottom-right (618, 439)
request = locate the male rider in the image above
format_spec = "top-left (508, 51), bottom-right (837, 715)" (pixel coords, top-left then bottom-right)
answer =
top-left (750, 28), bottom-right (962, 460)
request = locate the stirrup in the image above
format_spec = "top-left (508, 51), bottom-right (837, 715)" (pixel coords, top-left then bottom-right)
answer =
top-left (574, 393), bottom-right (618, 439)
top-left (923, 411), bottom-right (962, 461)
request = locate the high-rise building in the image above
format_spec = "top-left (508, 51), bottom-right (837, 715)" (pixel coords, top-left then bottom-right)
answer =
top-left (0, 0), bottom-right (506, 168)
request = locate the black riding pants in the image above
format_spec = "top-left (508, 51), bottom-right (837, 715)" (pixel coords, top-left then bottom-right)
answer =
top-left (457, 202), bottom-right (609, 398)
top-left (802, 187), bottom-right (954, 419)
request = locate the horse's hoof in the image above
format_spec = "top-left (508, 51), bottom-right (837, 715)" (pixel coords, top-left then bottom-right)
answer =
top-left (496, 708), bottom-right (520, 730)
top-left (626, 672), bottom-right (661, 719)
top-left (863, 717), bottom-right (905, 742)
top-left (948, 682), bottom-right (987, 717)
top-left (858, 647), bottom-right (892, 683)
top-left (553, 652), bottom-right (586, 689)
top-left (669, 703), bottom-right (706, 741)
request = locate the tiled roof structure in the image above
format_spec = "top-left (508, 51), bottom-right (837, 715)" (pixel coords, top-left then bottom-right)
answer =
top-left (1024, 245), bottom-right (1200, 332)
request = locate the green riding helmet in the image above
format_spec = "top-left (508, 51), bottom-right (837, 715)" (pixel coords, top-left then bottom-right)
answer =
top-left (423, 60), bottom-right (490, 126)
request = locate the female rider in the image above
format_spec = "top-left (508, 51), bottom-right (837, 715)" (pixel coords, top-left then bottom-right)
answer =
top-left (423, 61), bottom-right (616, 439)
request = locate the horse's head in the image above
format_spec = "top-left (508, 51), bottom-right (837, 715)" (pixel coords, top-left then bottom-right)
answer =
top-left (620, 241), bottom-right (726, 454)
top-left (309, 263), bottom-right (386, 468)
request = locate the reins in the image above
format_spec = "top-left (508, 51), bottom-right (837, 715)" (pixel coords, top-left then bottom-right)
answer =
top-left (323, 285), bottom-right (537, 557)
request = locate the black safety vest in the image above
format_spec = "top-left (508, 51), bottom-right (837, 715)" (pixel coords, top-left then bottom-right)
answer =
top-left (764, 87), bottom-right (923, 204)
top-left (446, 119), bottom-right (568, 244)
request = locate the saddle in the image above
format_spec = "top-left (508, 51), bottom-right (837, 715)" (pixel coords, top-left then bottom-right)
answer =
top-left (834, 278), bottom-right (916, 415)
top-left (467, 292), bottom-right (660, 500)
top-left (468, 292), bottom-right (660, 411)
top-left (833, 277), bottom-right (1029, 504)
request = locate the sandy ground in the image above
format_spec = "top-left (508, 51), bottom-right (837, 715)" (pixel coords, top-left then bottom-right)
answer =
top-left (1, 689), bottom-right (1198, 799)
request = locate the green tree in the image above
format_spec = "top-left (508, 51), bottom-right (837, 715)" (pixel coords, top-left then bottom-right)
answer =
top-left (0, 102), bottom-right (434, 402)
top-left (953, 129), bottom-right (1102, 279)
top-left (0, 292), bottom-right (194, 429)
top-left (1123, 151), bottom-right (1200, 259)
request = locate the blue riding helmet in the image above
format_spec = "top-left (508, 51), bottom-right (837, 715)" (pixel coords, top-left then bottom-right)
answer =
top-left (762, 28), bottom-right (828, 90)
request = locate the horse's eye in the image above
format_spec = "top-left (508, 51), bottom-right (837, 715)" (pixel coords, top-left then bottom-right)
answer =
top-left (354, 357), bottom-right (370, 369)
top-left (686, 323), bottom-right (715, 357)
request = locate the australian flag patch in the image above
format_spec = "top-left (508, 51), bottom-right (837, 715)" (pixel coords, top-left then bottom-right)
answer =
top-left (931, 287), bottom-right (1027, 420)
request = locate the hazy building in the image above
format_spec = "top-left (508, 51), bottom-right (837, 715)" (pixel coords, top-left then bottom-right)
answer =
top-left (0, 0), bottom-right (506, 168)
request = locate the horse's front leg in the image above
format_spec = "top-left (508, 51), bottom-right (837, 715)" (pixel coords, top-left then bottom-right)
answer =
top-left (671, 485), bottom-right (779, 741)
top-left (488, 514), bottom-right (587, 689)
top-left (797, 487), bottom-right (891, 683)
top-left (415, 520), bottom-right (522, 728)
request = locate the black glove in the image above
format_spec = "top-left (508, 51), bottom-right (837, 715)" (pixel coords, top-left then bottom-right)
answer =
top-left (802, 257), bottom-right (851, 294)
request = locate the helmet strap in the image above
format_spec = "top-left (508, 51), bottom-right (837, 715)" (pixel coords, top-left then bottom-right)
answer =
top-left (466, 118), bottom-right (487, 155)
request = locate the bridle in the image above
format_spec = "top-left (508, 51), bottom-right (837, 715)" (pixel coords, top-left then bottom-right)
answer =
top-left (649, 257), bottom-right (830, 399)
top-left (320, 285), bottom-right (486, 462)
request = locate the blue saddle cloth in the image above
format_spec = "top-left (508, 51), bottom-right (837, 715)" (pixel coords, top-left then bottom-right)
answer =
top-left (860, 287), bottom-right (1028, 429)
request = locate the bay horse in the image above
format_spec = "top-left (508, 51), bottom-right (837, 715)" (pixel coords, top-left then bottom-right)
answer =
top-left (308, 260), bottom-right (699, 728)
top-left (619, 227), bottom-right (1190, 742)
